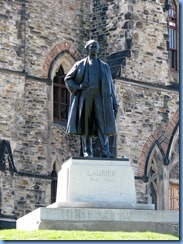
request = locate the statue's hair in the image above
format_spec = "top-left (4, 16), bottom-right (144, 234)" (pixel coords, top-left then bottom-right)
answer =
top-left (84, 40), bottom-right (100, 50)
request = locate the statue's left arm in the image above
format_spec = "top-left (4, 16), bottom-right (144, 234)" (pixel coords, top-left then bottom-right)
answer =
top-left (106, 65), bottom-right (119, 117)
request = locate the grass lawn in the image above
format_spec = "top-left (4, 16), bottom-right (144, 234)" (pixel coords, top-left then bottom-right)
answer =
top-left (0, 229), bottom-right (179, 240)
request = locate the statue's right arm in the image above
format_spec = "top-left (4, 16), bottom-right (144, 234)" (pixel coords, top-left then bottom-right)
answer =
top-left (64, 64), bottom-right (80, 94)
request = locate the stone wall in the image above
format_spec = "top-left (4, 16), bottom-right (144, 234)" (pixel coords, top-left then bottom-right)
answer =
top-left (25, 0), bottom-right (90, 77)
top-left (0, 170), bottom-right (51, 218)
top-left (123, 0), bottom-right (179, 86)
top-left (12, 77), bottom-right (50, 174)
top-left (0, 71), bottom-right (25, 146)
top-left (90, 0), bottom-right (178, 86)
top-left (0, 1), bottom-right (25, 71)
top-left (115, 80), bottom-right (178, 203)
top-left (116, 81), bottom-right (178, 170)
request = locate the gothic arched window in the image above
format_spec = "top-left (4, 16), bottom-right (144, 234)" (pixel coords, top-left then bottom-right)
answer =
top-left (168, 0), bottom-right (177, 71)
top-left (53, 66), bottom-right (70, 123)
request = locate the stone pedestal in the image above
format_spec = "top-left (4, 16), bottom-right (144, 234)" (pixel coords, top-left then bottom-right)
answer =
top-left (16, 157), bottom-right (179, 235)
top-left (56, 157), bottom-right (136, 204)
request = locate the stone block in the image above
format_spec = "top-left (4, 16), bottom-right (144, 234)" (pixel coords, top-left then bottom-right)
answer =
top-left (56, 157), bottom-right (136, 204)
top-left (16, 207), bottom-right (179, 236)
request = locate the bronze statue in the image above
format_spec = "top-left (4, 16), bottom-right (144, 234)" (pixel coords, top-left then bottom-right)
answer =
top-left (64, 40), bottom-right (118, 158)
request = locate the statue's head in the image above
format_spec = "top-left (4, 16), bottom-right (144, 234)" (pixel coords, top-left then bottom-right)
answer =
top-left (84, 40), bottom-right (100, 55)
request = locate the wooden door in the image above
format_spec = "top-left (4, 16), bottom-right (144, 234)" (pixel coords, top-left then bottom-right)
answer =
top-left (169, 183), bottom-right (179, 211)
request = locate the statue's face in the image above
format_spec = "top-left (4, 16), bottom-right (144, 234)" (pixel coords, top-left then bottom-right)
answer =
top-left (87, 42), bottom-right (99, 56)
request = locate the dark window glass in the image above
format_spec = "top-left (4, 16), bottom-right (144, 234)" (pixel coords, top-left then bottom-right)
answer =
top-left (168, 0), bottom-right (177, 71)
top-left (53, 66), bottom-right (70, 123)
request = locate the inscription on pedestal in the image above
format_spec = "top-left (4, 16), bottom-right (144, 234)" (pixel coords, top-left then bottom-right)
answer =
top-left (87, 170), bottom-right (116, 177)
top-left (87, 170), bottom-right (116, 183)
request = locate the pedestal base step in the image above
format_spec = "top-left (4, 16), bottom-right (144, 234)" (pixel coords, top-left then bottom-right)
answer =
top-left (16, 207), bottom-right (179, 236)
top-left (48, 201), bottom-right (154, 210)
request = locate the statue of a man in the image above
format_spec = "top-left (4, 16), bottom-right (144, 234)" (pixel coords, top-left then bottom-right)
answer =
top-left (64, 40), bottom-right (118, 158)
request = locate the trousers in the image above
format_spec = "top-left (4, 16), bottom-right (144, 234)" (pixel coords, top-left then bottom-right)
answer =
top-left (80, 87), bottom-right (110, 157)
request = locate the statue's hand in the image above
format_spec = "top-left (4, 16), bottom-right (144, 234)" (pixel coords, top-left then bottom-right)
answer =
top-left (78, 84), bottom-right (88, 90)
top-left (114, 108), bottom-right (118, 118)
top-left (113, 104), bottom-right (119, 118)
